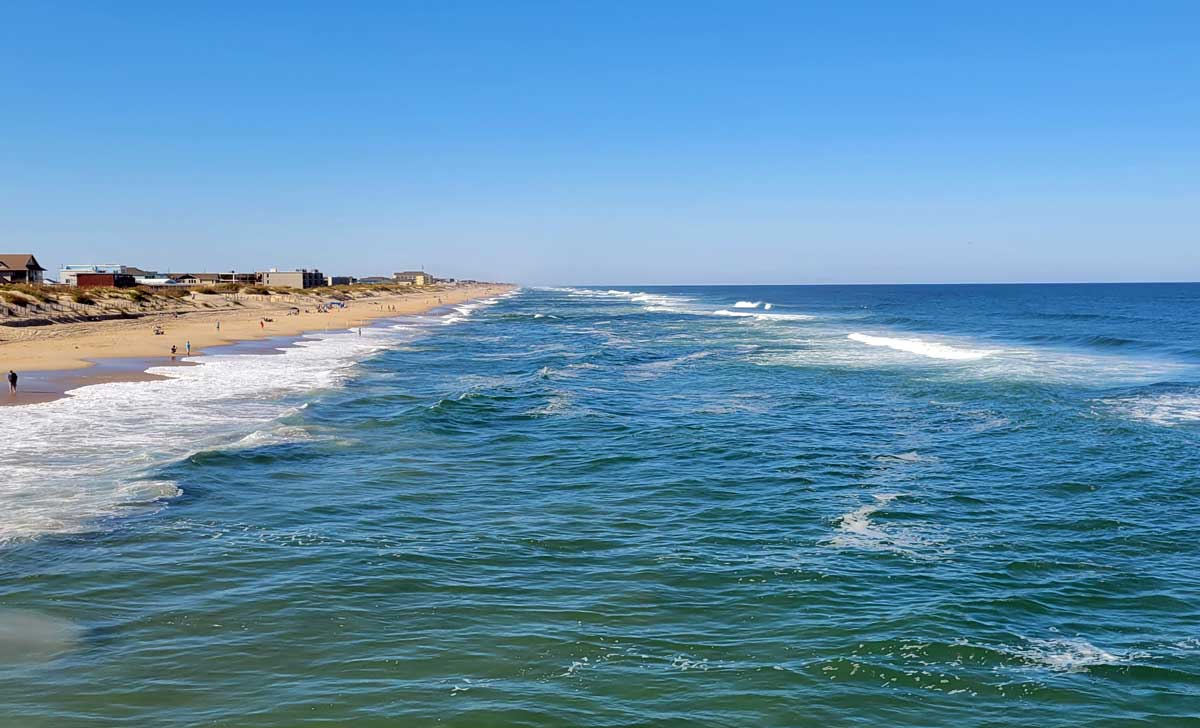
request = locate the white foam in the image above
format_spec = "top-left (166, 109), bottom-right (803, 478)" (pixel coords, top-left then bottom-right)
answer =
top-left (826, 493), bottom-right (942, 558)
top-left (733, 301), bottom-right (761, 308)
top-left (764, 303), bottom-right (773, 310)
top-left (441, 294), bottom-right (506, 325)
top-left (1102, 391), bottom-right (1200, 426)
top-left (714, 309), bottom-right (814, 322)
top-left (848, 333), bottom-right (995, 361)
top-left (756, 332), bottom-right (1188, 387)
top-left (833, 494), bottom-right (900, 540)
top-left (1014, 638), bottom-right (1140, 672)
top-left (752, 312), bottom-right (814, 321)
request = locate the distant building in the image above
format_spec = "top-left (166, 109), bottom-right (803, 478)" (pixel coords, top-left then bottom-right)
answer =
top-left (60, 264), bottom-right (158, 286)
top-left (174, 272), bottom-right (259, 286)
top-left (260, 269), bottom-right (326, 289)
top-left (357, 276), bottom-right (393, 285)
top-left (135, 277), bottom-right (184, 287)
top-left (122, 266), bottom-right (159, 278)
top-left (76, 272), bottom-right (137, 289)
top-left (0, 254), bottom-right (47, 284)
top-left (61, 264), bottom-right (122, 286)
top-left (394, 271), bottom-right (430, 286)
top-left (326, 276), bottom-right (355, 286)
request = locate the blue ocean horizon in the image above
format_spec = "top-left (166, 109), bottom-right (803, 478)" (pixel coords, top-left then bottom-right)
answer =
top-left (2, 282), bottom-right (1198, 725)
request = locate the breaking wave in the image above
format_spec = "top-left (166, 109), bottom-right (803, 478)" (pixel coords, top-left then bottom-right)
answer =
top-left (848, 333), bottom-right (995, 361)
top-left (0, 302), bottom-right (495, 545)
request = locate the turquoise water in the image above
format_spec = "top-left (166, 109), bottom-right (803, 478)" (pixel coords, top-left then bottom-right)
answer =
top-left (3, 284), bottom-right (1200, 726)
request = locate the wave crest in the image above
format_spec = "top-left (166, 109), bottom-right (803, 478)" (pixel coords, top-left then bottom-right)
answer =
top-left (848, 333), bottom-right (994, 360)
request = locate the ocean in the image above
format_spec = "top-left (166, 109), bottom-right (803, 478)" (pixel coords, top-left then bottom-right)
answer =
top-left (2, 283), bottom-right (1199, 726)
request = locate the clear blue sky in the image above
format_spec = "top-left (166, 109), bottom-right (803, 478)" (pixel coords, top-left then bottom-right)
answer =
top-left (2, 1), bottom-right (1197, 284)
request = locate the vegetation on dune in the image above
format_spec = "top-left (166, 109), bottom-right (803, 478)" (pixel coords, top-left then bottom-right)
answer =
top-left (0, 290), bottom-right (32, 306)
top-left (0, 283), bottom-right (52, 302)
top-left (0, 279), bottom-right (464, 321)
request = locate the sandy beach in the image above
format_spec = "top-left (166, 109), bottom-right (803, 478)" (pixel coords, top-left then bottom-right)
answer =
top-left (0, 283), bottom-right (513, 406)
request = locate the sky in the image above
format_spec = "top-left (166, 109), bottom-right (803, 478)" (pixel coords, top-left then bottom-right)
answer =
top-left (1, 1), bottom-right (1197, 285)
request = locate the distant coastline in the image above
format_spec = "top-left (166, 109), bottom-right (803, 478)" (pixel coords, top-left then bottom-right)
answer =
top-left (0, 282), bottom-right (514, 407)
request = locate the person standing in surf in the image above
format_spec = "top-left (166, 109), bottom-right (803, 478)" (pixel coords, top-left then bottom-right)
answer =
top-left (7, 370), bottom-right (17, 394)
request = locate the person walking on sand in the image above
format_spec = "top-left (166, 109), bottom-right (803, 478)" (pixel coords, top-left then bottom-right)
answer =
top-left (7, 370), bottom-right (17, 394)
top-left (216, 320), bottom-right (220, 331)
top-left (185, 340), bottom-right (191, 356)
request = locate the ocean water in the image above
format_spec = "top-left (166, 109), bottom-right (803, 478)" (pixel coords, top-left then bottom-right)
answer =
top-left (2, 283), bottom-right (1199, 726)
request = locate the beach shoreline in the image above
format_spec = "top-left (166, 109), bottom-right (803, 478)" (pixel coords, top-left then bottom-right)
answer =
top-left (0, 283), bottom-right (514, 407)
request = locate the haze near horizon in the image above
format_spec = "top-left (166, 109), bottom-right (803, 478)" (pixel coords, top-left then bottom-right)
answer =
top-left (2, 1), bottom-right (1197, 285)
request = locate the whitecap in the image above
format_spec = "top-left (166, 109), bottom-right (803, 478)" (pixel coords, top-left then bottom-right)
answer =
top-left (1014, 638), bottom-right (1144, 673)
top-left (1100, 391), bottom-right (1200, 426)
top-left (826, 494), bottom-right (943, 559)
top-left (848, 333), bottom-right (994, 361)
top-left (714, 309), bottom-right (812, 322)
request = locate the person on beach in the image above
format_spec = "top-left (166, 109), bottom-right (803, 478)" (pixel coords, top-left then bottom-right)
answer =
top-left (171, 345), bottom-right (177, 357)
top-left (7, 370), bottom-right (16, 394)
top-left (185, 340), bottom-right (191, 356)
top-left (216, 321), bottom-right (220, 331)
top-left (260, 319), bottom-right (264, 329)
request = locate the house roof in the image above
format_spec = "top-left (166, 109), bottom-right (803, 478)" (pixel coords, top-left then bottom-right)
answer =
top-left (0, 254), bottom-right (46, 272)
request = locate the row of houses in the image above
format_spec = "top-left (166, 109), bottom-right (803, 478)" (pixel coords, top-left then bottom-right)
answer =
top-left (1, 255), bottom-right (437, 290)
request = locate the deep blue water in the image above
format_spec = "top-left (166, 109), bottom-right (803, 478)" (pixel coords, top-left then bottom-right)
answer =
top-left (2, 283), bottom-right (1199, 726)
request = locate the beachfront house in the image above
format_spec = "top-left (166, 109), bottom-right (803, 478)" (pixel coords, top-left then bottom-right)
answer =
top-left (260, 268), bottom-right (326, 289)
top-left (394, 271), bottom-right (431, 286)
top-left (326, 276), bottom-right (355, 286)
top-left (0, 254), bottom-right (47, 284)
